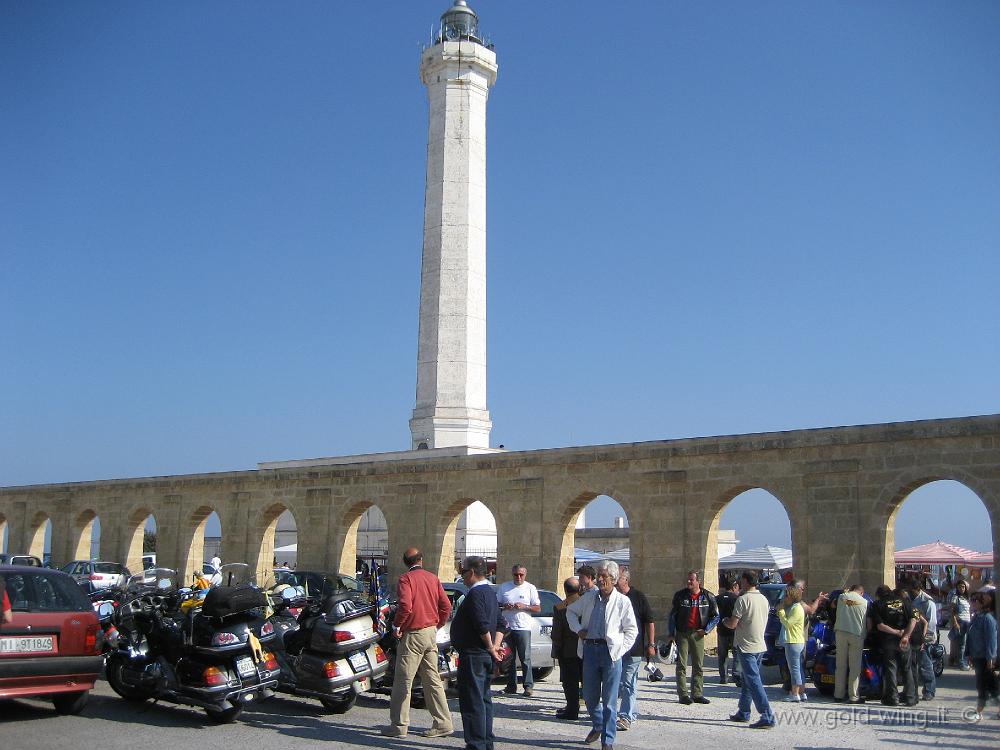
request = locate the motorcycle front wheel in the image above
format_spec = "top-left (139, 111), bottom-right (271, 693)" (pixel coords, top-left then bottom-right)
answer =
top-left (105, 654), bottom-right (154, 702)
top-left (320, 692), bottom-right (357, 714)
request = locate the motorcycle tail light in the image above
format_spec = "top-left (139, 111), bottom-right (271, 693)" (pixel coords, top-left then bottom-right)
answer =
top-left (374, 645), bottom-right (388, 664)
top-left (864, 668), bottom-right (874, 680)
top-left (84, 625), bottom-right (99, 655)
top-left (263, 652), bottom-right (279, 671)
top-left (211, 632), bottom-right (242, 647)
top-left (323, 661), bottom-right (341, 679)
top-left (332, 631), bottom-right (353, 643)
top-left (203, 667), bottom-right (227, 686)
top-left (261, 621), bottom-right (275, 638)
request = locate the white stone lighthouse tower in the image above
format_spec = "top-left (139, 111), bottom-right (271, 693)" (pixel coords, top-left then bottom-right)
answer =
top-left (410, 1), bottom-right (498, 451)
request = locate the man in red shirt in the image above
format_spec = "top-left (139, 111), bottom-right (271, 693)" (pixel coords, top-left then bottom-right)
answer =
top-left (382, 547), bottom-right (453, 738)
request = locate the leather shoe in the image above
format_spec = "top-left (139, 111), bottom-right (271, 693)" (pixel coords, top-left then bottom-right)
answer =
top-left (584, 729), bottom-right (601, 744)
top-left (749, 720), bottom-right (775, 729)
top-left (380, 726), bottom-right (407, 738)
top-left (423, 727), bottom-right (453, 738)
top-left (678, 695), bottom-right (693, 705)
top-left (693, 696), bottom-right (710, 704)
top-left (728, 714), bottom-right (748, 723)
top-left (523, 688), bottom-right (533, 697)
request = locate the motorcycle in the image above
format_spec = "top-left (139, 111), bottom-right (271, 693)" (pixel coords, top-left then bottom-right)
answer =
top-left (264, 580), bottom-right (390, 713)
top-left (88, 586), bottom-right (123, 657)
top-left (372, 598), bottom-right (458, 707)
top-left (105, 566), bottom-right (280, 723)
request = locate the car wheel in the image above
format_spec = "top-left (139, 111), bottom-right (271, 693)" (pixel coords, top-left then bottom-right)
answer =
top-left (532, 667), bottom-right (553, 681)
top-left (52, 690), bottom-right (89, 715)
top-left (320, 693), bottom-right (357, 714)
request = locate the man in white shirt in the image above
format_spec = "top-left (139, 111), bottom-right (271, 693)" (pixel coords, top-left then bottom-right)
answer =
top-left (497, 564), bottom-right (541, 696)
top-left (567, 561), bottom-right (638, 750)
top-left (723, 571), bottom-right (775, 729)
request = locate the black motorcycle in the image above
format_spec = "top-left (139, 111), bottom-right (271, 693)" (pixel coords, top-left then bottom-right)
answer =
top-left (264, 581), bottom-right (389, 713)
top-left (106, 566), bottom-right (280, 723)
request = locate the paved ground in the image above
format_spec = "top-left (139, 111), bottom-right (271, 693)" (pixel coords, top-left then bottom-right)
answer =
top-left (2, 659), bottom-right (998, 750)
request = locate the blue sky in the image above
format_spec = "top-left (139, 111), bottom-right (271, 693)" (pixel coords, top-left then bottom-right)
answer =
top-left (2, 2), bottom-right (997, 553)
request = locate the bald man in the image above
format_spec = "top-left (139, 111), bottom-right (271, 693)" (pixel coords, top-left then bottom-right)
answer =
top-left (382, 547), bottom-right (453, 738)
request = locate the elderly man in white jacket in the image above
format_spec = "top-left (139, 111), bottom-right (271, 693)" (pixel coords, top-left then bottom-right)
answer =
top-left (567, 561), bottom-right (638, 750)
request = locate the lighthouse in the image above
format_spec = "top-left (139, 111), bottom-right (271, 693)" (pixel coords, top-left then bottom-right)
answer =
top-left (410, 1), bottom-right (499, 451)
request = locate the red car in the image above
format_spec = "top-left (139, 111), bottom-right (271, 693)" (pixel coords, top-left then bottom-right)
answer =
top-left (0, 565), bottom-right (103, 714)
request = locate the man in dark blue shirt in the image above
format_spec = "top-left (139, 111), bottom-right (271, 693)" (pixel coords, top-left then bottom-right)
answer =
top-left (452, 556), bottom-right (506, 750)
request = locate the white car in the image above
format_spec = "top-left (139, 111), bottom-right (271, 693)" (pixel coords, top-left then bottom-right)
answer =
top-left (61, 560), bottom-right (130, 590)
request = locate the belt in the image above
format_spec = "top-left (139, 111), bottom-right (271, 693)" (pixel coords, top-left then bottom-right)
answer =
top-left (584, 639), bottom-right (607, 645)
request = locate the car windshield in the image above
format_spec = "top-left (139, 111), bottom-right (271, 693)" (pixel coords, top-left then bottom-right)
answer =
top-left (760, 586), bottom-right (786, 608)
top-left (125, 567), bottom-right (179, 596)
top-left (217, 563), bottom-right (254, 587)
top-left (535, 590), bottom-right (562, 617)
top-left (2, 571), bottom-right (91, 612)
top-left (94, 563), bottom-right (123, 574)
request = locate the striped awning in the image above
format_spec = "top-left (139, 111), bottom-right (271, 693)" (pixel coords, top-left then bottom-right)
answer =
top-left (894, 540), bottom-right (992, 566)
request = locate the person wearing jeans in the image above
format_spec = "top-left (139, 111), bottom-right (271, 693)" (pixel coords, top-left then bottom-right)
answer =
top-left (615, 569), bottom-right (655, 731)
top-left (777, 585), bottom-right (808, 701)
top-left (497, 565), bottom-right (541, 696)
top-left (567, 561), bottom-right (638, 750)
top-left (723, 571), bottom-right (775, 729)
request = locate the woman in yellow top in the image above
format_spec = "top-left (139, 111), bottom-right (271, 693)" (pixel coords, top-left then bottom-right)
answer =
top-left (777, 586), bottom-right (807, 702)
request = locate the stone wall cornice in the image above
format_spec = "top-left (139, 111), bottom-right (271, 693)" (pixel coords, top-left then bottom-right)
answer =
top-left (2, 413), bottom-right (998, 495)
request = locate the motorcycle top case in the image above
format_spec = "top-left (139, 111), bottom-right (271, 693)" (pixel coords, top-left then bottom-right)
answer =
top-left (202, 585), bottom-right (268, 618)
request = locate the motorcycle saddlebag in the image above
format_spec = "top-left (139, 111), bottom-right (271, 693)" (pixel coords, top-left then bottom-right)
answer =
top-left (202, 585), bottom-right (267, 618)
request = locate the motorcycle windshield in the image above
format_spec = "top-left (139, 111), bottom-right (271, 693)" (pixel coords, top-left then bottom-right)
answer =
top-left (124, 567), bottom-right (179, 597)
top-left (216, 563), bottom-right (254, 588)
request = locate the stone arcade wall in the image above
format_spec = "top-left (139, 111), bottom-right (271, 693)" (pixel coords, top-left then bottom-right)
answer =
top-left (2, 415), bottom-right (998, 619)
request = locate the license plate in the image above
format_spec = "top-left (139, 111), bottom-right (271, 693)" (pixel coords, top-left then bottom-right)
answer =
top-left (348, 650), bottom-right (368, 671)
top-left (236, 656), bottom-right (256, 677)
top-left (821, 673), bottom-right (836, 683)
top-left (0, 636), bottom-right (55, 654)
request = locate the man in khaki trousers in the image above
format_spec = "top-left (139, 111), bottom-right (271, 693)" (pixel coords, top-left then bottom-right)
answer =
top-left (382, 548), bottom-right (454, 738)
top-left (833, 584), bottom-right (869, 703)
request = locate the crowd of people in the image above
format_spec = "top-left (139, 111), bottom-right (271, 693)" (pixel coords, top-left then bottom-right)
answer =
top-left (377, 549), bottom-right (1000, 750)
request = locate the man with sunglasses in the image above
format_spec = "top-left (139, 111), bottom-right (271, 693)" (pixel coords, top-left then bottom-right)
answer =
top-left (497, 564), bottom-right (541, 696)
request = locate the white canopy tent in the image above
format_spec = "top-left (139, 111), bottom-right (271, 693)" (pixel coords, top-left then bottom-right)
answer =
top-left (718, 545), bottom-right (793, 571)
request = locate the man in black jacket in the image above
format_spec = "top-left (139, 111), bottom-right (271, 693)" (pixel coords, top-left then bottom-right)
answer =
top-left (452, 556), bottom-right (506, 750)
top-left (715, 574), bottom-right (740, 684)
top-left (666, 570), bottom-right (719, 704)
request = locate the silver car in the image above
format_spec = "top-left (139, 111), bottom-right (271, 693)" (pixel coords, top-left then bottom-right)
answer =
top-left (61, 560), bottom-right (130, 590)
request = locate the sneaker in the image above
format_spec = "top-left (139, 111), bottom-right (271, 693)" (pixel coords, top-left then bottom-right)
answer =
top-left (749, 719), bottom-right (775, 729)
top-left (693, 696), bottom-right (710, 704)
top-left (380, 726), bottom-right (407, 738)
top-left (584, 729), bottom-right (601, 744)
top-left (678, 695), bottom-right (693, 705)
top-left (615, 718), bottom-right (630, 731)
top-left (799, 693), bottom-right (808, 702)
top-left (784, 695), bottom-right (801, 702)
top-left (728, 714), bottom-right (749, 723)
top-left (422, 727), bottom-right (453, 738)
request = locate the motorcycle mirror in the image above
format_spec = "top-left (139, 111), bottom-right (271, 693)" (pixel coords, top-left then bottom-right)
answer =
top-left (97, 601), bottom-right (115, 619)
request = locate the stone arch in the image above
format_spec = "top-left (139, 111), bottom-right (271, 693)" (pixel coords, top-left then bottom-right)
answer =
top-left (71, 509), bottom-right (99, 561)
top-left (877, 469), bottom-right (998, 587)
top-left (334, 501), bottom-right (389, 578)
top-left (434, 497), bottom-right (501, 581)
top-left (704, 484), bottom-right (799, 595)
top-left (28, 510), bottom-right (50, 560)
top-left (250, 502), bottom-right (301, 585)
top-left (555, 489), bottom-right (639, 590)
top-left (180, 505), bottom-right (220, 583)
top-left (123, 507), bottom-right (156, 573)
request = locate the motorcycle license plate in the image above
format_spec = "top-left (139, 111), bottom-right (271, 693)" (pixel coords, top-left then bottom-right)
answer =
top-left (821, 674), bottom-right (836, 683)
top-left (348, 650), bottom-right (368, 671)
top-left (0, 636), bottom-right (55, 655)
top-left (236, 656), bottom-right (256, 677)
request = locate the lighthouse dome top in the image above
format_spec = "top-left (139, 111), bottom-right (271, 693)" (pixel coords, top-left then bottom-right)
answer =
top-left (436, 1), bottom-right (488, 46)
